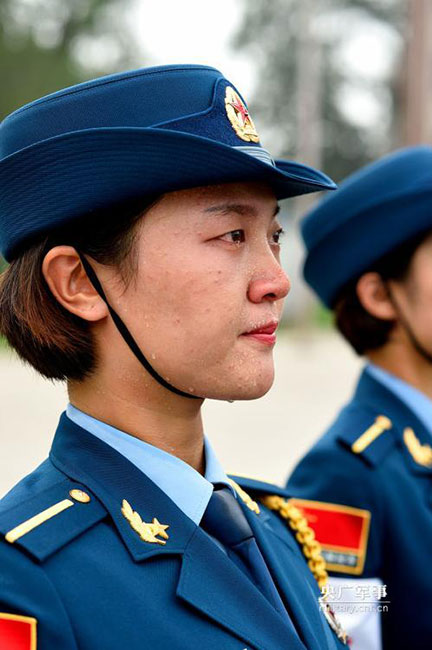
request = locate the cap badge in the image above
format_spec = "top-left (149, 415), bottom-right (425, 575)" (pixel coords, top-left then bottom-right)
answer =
top-left (225, 87), bottom-right (259, 143)
top-left (121, 499), bottom-right (170, 545)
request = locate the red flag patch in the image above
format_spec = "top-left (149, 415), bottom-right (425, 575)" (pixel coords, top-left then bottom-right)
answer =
top-left (0, 613), bottom-right (37, 650)
top-left (290, 498), bottom-right (371, 575)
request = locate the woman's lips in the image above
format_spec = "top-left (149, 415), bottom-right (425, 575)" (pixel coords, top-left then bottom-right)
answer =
top-left (241, 322), bottom-right (278, 346)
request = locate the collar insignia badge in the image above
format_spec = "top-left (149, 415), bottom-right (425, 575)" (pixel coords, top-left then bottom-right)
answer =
top-left (225, 86), bottom-right (259, 143)
top-left (121, 499), bottom-right (170, 545)
top-left (403, 427), bottom-right (432, 468)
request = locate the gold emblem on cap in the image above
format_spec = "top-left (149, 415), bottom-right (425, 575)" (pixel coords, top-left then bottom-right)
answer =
top-left (69, 489), bottom-right (91, 503)
top-left (404, 427), bottom-right (432, 467)
top-left (225, 86), bottom-right (259, 143)
top-left (121, 499), bottom-right (170, 545)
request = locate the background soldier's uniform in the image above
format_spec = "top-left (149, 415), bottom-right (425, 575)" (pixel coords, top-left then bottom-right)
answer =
top-left (287, 147), bottom-right (432, 650)
top-left (288, 367), bottom-right (432, 649)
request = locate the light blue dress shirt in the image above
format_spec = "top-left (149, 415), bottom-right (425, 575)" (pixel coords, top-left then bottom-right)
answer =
top-left (366, 363), bottom-right (432, 438)
top-left (66, 403), bottom-right (235, 525)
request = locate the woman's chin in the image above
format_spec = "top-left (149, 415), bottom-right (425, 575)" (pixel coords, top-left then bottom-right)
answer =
top-left (200, 371), bottom-right (275, 401)
top-left (232, 384), bottom-right (273, 401)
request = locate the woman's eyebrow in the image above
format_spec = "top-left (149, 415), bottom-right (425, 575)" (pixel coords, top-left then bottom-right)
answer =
top-left (204, 203), bottom-right (280, 218)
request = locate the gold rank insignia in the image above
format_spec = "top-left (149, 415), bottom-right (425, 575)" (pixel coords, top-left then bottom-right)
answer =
top-left (403, 427), bottom-right (432, 467)
top-left (225, 87), bottom-right (259, 143)
top-left (351, 415), bottom-right (392, 454)
top-left (5, 490), bottom-right (91, 544)
top-left (121, 499), bottom-right (170, 545)
top-left (228, 479), bottom-right (260, 514)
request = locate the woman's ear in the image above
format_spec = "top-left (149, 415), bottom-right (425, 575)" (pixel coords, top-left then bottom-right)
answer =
top-left (356, 272), bottom-right (397, 321)
top-left (42, 246), bottom-right (109, 322)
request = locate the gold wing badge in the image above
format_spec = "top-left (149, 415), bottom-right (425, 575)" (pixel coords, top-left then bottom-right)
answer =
top-left (121, 500), bottom-right (169, 545)
top-left (404, 428), bottom-right (432, 467)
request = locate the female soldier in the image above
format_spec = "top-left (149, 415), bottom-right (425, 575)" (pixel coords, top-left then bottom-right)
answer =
top-left (287, 146), bottom-right (432, 650)
top-left (0, 64), bottom-right (343, 649)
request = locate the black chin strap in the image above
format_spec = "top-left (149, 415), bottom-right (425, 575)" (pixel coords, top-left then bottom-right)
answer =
top-left (78, 253), bottom-right (201, 400)
top-left (386, 284), bottom-right (432, 365)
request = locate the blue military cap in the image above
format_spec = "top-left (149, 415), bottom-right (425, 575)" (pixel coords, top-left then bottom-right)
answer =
top-left (301, 146), bottom-right (432, 307)
top-left (0, 63), bottom-right (336, 261)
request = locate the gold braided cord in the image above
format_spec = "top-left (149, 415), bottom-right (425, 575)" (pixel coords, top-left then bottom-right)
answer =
top-left (260, 495), bottom-right (329, 590)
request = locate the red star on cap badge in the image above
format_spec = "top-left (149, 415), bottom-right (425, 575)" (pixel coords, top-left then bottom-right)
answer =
top-left (225, 87), bottom-right (259, 143)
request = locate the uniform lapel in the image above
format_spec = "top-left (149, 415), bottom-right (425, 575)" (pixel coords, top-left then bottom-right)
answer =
top-left (177, 525), bottom-right (306, 650)
top-left (239, 500), bottom-right (331, 650)
top-left (50, 415), bottom-right (308, 649)
top-left (49, 413), bottom-right (197, 561)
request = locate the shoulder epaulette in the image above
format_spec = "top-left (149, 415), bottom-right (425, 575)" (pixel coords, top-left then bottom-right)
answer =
top-left (0, 478), bottom-right (106, 562)
top-left (336, 409), bottom-right (396, 466)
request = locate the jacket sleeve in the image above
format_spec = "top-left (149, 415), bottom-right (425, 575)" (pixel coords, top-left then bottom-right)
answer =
top-left (0, 540), bottom-right (78, 649)
top-left (287, 441), bottom-right (384, 578)
top-left (287, 443), bottom-right (387, 650)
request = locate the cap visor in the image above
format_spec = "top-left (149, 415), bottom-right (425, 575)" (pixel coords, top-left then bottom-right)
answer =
top-left (0, 127), bottom-right (336, 259)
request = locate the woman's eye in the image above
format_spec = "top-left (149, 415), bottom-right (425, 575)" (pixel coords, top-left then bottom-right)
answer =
top-left (271, 228), bottom-right (285, 245)
top-left (217, 228), bottom-right (284, 245)
top-left (220, 229), bottom-right (245, 244)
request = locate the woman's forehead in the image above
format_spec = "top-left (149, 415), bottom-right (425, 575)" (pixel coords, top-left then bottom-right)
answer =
top-left (160, 182), bottom-right (278, 211)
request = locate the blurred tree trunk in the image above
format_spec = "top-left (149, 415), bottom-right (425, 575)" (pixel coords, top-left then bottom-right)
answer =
top-left (295, 0), bottom-right (323, 221)
top-left (402, 0), bottom-right (432, 144)
top-left (234, 0), bottom-right (406, 183)
top-left (296, 0), bottom-right (323, 170)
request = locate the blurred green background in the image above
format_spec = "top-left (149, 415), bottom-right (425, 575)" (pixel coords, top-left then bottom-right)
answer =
top-left (0, 0), bottom-right (431, 324)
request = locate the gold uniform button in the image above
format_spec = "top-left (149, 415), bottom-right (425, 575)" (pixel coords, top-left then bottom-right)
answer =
top-left (69, 489), bottom-right (91, 503)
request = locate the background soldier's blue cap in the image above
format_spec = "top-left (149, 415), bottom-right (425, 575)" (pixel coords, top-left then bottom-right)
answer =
top-left (301, 145), bottom-right (432, 308)
top-left (0, 63), bottom-right (336, 261)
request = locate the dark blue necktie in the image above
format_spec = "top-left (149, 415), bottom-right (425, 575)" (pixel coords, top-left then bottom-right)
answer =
top-left (200, 487), bottom-right (293, 623)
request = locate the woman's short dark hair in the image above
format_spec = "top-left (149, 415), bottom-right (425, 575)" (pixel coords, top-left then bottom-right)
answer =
top-left (0, 197), bottom-right (159, 381)
top-left (334, 229), bottom-right (432, 355)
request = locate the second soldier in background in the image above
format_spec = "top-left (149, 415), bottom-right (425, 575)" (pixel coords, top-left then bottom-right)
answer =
top-left (287, 146), bottom-right (432, 650)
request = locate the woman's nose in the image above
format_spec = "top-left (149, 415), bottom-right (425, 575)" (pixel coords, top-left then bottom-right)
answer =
top-left (247, 265), bottom-right (291, 303)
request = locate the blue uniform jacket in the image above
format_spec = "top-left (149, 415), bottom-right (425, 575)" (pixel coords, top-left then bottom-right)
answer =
top-left (0, 414), bottom-right (344, 650)
top-left (287, 369), bottom-right (432, 650)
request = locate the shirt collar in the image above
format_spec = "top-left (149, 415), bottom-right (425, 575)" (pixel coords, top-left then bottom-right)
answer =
top-left (366, 363), bottom-right (432, 438)
top-left (66, 404), bottom-right (235, 525)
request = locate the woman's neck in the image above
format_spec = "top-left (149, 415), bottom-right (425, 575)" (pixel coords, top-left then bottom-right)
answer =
top-left (68, 368), bottom-right (206, 474)
top-left (367, 338), bottom-right (432, 402)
